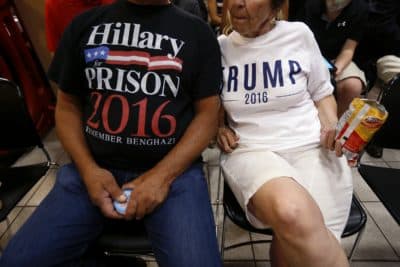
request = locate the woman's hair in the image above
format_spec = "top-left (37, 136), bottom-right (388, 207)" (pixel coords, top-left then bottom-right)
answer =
top-left (222, 0), bottom-right (286, 35)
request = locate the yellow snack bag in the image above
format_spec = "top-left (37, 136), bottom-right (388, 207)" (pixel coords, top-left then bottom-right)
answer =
top-left (336, 98), bottom-right (388, 167)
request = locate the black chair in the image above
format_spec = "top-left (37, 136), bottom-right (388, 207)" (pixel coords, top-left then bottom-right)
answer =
top-left (357, 74), bottom-right (400, 225)
top-left (221, 182), bottom-right (367, 263)
top-left (95, 157), bottom-right (222, 261)
top-left (96, 219), bottom-right (153, 258)
top-left (0, 78), bottom-right (55, 225)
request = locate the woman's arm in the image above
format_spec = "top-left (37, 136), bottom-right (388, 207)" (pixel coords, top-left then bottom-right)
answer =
top-left (216, 105), bottom-right (239, 153)
top-left (315, 95), bottom-right (342, 156)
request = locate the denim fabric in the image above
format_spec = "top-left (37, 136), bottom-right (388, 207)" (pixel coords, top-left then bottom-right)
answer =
top-left (0, 163), bottom-right (222, 267)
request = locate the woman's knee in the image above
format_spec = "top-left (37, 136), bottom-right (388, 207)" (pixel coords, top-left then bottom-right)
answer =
top-left (251, 189), bottom-right (323, 238)
top-left (337, 78), bottom-right (363, 97)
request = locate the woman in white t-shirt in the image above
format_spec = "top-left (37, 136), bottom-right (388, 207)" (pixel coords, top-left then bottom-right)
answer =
top-left (217, 0), bottom-right (352, 266)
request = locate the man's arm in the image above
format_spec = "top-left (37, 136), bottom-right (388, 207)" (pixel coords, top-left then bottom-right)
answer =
top-left (334, 39), bottom-right (358, 76)
top-left (55, 90), bottom-right (125, 218)
top-left (124, 95), bottom-right (220, 220)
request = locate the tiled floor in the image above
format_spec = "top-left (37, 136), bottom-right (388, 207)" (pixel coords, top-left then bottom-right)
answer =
top-left (1, 129), bottom-right (399, 266)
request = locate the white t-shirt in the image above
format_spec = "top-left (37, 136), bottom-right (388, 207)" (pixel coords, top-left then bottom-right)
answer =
top-left (219, 21), bottom-right (333, 152)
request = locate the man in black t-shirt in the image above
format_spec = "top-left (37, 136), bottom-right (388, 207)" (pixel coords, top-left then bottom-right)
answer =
top-left (0, 1), bottom-right (222, 267)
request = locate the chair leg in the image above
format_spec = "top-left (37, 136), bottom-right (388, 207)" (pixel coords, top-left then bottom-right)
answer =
top-left (220, 214), bottom-right (226, 261)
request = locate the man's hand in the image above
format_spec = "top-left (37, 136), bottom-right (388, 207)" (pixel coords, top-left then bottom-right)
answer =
top-left (320, 124), bottom-right (342, 157)
top-left (82, 166), bottom-right (126, 219)
top-left (122, 169), bottom-right (170, 220)
top-left (217, 126), bottom-right (239, 153)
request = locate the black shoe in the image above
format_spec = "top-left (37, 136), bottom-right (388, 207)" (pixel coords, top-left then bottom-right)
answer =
top-left (366, 143), bottom-right (383, 158)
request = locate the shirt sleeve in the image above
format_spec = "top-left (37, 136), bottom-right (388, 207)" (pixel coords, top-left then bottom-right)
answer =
top-left (47, 18), bottom-right (88, 96)
top-left (191, 21), bottom-right (222, 100)
top-left (303, 24), bottom-right (334, 101)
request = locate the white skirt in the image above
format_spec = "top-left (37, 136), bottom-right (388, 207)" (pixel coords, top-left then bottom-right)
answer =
top-left (221, 146), bottom-right (353, 241)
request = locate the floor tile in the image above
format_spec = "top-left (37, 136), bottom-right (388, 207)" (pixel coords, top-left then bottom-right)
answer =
top-left (250, 233), bottom-right (272, 260)
top-left (27, 168), bottom-right (57, 205)
top-left (223, 219), bottom-right (254, 260)
top-left (256, 262), bottom-right (271, 267)
top-left (350, 262), bottom-right (400, 267)
top-left (352, 168), bottom-right (380, 202)
top-left (360, 152), bottom-right (385, 164)
top-left (12, 147), bottom-right (50, 167)
top-left (364, 202), bottom-right (400, 257)
top-left (342, 231), bottom-right (359, 258)
top-left (385, 162), bottom-right (400, 169)
top-left (0, 207), bottom-right (22, 237)
top-left (351, 207), bottom-right (398, 260)
top-left (0, 207), bottom-right (35, 249)
top-left (382, 149), bottom-right (400, 162)
top-left (252, 243), bottom-right (270, 261)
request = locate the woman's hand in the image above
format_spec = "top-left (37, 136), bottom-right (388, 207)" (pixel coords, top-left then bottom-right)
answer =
top-left (217, 126), bottom-right (239, 153)
top-left (315, 95), bottom-right (343, 157)
top-left (320, 123), bottom-right (342, 157)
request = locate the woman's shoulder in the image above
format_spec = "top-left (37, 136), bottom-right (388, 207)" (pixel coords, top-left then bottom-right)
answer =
top-left (275, 20), bottom-right (314, 40)
top-left (277, 20), bottom-right (311, 33)
top-left (217, 33), bottom-right (230, 48)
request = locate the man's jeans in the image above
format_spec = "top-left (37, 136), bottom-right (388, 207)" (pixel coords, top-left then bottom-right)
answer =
top-left (0, 163), bottom-right (222, 267)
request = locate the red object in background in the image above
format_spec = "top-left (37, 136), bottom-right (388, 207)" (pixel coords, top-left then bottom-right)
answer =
top-left (0, 0), bottom-right (55, 158)
top-left (45, 0), bottom-right (114, 52)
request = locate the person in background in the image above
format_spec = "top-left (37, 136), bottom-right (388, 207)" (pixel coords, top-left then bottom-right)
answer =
top-left (296, 0), bottom-right (368, 117)
top-left (46, 0), bottom-right (207, 54)
top-left (45, 0), bottom-right (114, 53)
top-left (208, 0), bottom-right (223, 34)
top-left (287, 0), bottom-right (304, 20)
top-left (173, 0), bottom-right (208, 21)
top-left (0, 0), bottom-right (222, 266)
top-left (355, 0), bottom-right (400, 158)
top-left (218, 0), bottom-right (352, 266)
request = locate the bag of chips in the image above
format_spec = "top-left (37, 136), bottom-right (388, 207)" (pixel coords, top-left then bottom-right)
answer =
top-left (336, 98), bottom-right (388, 166)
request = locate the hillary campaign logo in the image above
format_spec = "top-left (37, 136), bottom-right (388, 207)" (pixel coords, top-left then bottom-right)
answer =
top-left (84, 46), bottom-right (183, 72)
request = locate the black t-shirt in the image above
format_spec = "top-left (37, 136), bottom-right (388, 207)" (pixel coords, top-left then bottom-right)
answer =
top-left (299, 0), bottom-right (368, 59)
top-left (48, 0), bottom-right (222, 170)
